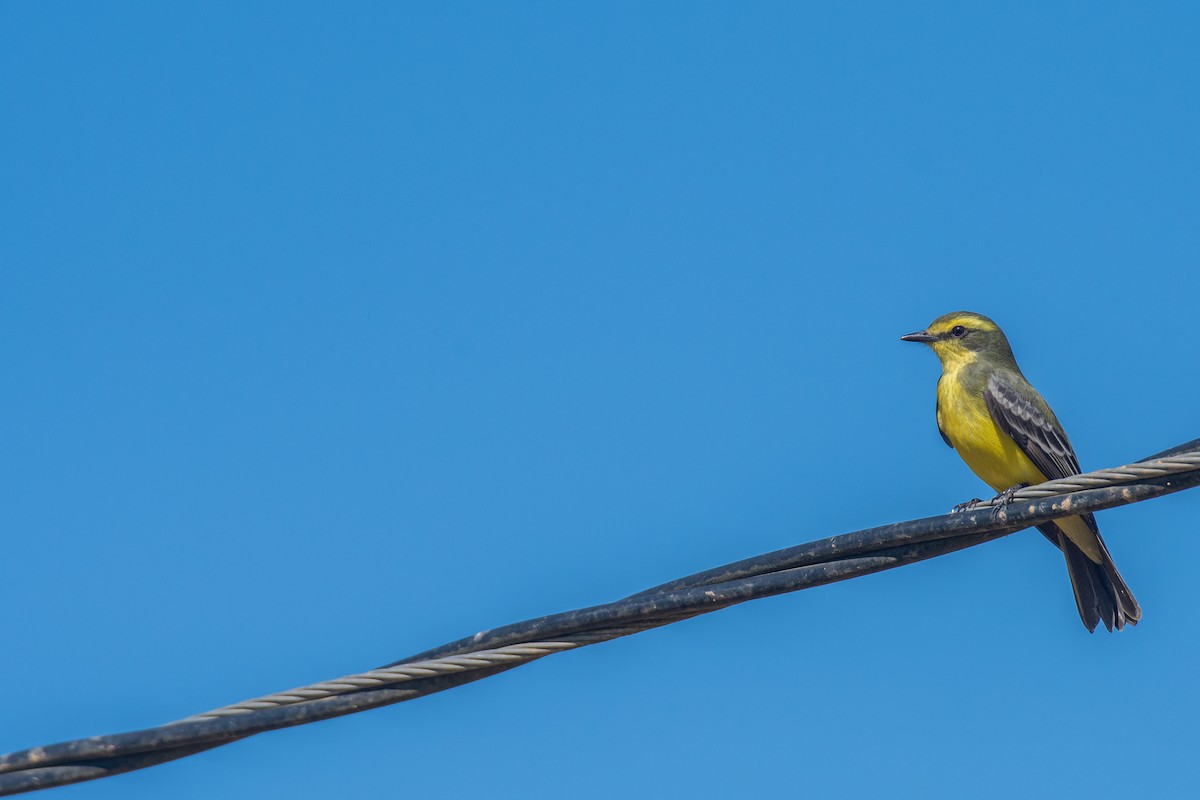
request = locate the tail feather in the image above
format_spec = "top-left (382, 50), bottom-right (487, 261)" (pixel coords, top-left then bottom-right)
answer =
top-left (1036, 522), bottom-right (1141, 633)
top-left (1095, 533), bottom-right (1142, 624)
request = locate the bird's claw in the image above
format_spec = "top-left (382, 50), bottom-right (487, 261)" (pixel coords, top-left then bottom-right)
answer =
top-left (951, 498), bottom-right (983, 514)
top-left (988, 483), bottom-right (1028, 518)
top-left (992, 484), bottom-right (1028, 506)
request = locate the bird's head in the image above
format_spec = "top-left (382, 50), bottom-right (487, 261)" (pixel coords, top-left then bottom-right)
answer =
top-left (900, 311), bottom-right (1015, 368)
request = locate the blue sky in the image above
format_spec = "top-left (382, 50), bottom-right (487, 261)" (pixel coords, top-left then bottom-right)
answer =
top-left (3, 3), bottom-right (1199, 798)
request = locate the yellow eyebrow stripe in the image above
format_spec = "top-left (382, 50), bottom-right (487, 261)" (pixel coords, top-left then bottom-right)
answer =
top-left (928, 314), bottom-right (999, 335)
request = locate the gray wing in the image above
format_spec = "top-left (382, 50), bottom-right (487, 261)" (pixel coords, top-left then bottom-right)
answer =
top-left (984, 373), bottom-right (1081, 479)
top-left (984, 373), bottom-right (1100, 536)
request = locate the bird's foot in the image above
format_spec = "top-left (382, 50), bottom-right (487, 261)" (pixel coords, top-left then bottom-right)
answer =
top-left (991, 484), bottom-right (1028, 506)
top-left (951, 498), bottom-right (983, 514)
top-left (988, 483), bottom-right (1028, 518)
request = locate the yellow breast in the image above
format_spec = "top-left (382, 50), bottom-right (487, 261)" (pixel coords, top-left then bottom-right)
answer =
top-left (937, 369), bottom-right (1047, 493)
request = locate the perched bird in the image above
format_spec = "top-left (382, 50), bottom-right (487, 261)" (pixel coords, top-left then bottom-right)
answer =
top-left (901, 311), bottom-right (1140, 632)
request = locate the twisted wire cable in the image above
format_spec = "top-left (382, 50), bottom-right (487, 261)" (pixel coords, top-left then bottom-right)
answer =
top-left (977, 451), bottom-right (1200, 504)
top-left (182, 642), bottom-right (585, 721)
top-left (182, 618), bottom-right (695, 721)
top-left (1, 438), bottom-right (1197, 796)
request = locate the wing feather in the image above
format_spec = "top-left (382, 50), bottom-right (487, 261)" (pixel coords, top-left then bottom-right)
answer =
top-left (984, 373), bottom-right (1136, 628)
top-left (984, 374), bottom-right (1080, 478)
top-left (984, 373), bottom-right (1100, 535)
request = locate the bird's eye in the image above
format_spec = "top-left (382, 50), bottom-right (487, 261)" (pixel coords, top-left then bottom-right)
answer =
top-left (951, 325), bottom-right (967, 338)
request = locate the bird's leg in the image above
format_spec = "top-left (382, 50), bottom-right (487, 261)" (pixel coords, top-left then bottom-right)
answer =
top-left (988, 483), bottom-right (1029, 518)
top-left (951, 497), bottom-right (983, 514)
top-left (991, 483), bottom-right (1028, 506)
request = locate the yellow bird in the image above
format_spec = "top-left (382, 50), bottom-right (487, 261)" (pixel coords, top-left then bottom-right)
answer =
top-left (901, 311), bottom-right (1140, 632)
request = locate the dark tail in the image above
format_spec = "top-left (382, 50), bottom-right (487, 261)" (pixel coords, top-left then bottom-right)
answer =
top-left (1037, 522), bottom-right (1142, 633)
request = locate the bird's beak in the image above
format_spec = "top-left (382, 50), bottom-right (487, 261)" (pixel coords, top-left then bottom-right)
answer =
top-left (900, 330), bottom-right (937, 343)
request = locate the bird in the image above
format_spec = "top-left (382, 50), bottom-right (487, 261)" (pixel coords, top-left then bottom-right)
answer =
top-left (900, 311), bottom-right (1140, 632)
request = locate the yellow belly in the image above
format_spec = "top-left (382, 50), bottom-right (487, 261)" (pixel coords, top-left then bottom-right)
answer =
top-left (938, 379), bottom-right (1047, 493)
top-left (936, 368), bottom-right (1102, 563)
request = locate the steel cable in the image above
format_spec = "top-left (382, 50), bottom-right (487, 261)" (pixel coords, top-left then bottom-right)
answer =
top-left (1, 439), bottom-right (1197, 796)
